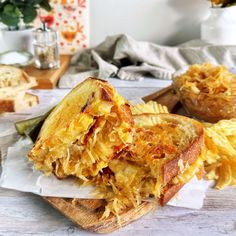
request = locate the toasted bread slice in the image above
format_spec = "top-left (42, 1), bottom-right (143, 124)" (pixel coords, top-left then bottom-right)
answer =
top-left (28, 78), bottom-right (133, 180)
top-left (0, 92), bottom-right (39, 112)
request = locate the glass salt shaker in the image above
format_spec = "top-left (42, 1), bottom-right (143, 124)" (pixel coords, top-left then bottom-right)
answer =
top-left (33, 23), bottom-right (60, 69)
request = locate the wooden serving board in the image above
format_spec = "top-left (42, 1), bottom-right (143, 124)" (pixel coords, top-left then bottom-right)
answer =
top-left (44, 86), bottom-right (178, 234)
top-left (143, 85), bottom-right (179, 112)
top-left (24, 55), bottom-right (71, 89)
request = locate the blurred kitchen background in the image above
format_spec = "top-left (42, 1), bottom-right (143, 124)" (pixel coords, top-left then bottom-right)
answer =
top-left (0, 0), bottom-right (211, 54)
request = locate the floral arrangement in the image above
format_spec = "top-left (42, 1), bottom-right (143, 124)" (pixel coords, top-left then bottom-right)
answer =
top-left (211, 0), bottom-right (236, 7)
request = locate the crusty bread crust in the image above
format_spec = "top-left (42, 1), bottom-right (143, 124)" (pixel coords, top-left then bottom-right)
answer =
top-left (0, 99), bottom-right (15, 112)
top-left (160, 183), bottom-right (184, 206)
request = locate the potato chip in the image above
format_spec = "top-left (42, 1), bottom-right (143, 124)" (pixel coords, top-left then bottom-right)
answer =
top-left (205, 128), bottom-right (236, 157)
top-left (228, 136), bottom-right (236, 149)
top-left (211, 119), bottom-right (236, 136)
top-left (228, 158), bottom-right (236, 185)
top-left (131, 101), bottom-right (169, 115)
top-left (215, 157), bottom-right (232, 190)
top-left (205, 134), bottom-right (219, 155)
top-left (203, 119), bottom-right (236, 189)
top-left (204, 150), bottom-right (220, 165)
top-left (205, 168), bottom-right (219, 181)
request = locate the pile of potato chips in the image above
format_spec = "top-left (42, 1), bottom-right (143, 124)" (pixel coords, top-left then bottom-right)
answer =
top-left (173, 63), bottom-right (236, 95)
top-left (204, 119), bottom-right (236, 189)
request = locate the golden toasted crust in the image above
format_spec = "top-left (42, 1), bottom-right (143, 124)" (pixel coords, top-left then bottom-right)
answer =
top-left (160, 183), bottom-right (184, 206)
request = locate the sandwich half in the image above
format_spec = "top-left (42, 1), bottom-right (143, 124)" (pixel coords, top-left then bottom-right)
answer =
top-left (28, 78), bottom-right (133, 180)
top-left (95, 113), bottom-right (204, 216)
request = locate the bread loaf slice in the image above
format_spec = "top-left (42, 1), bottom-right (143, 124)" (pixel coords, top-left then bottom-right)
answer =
top-left (0, 92), bottom-right (39, 113)
top-left (0, 65), bottom-right (25, 88)
top-left (0, 65), bottom-right (37, 98)
top-left (0, 65), bottom-right (38, 112)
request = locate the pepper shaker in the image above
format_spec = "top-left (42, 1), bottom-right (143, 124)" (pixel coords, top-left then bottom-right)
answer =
top-left (33, 23), bottom-right (60, 69)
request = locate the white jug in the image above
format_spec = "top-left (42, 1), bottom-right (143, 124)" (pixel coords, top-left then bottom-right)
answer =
top-left (201, 6), bottom-right (236, 45)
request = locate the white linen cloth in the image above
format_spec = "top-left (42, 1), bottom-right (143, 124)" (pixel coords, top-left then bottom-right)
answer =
top-left (59, 34), bottom-right (236, 88)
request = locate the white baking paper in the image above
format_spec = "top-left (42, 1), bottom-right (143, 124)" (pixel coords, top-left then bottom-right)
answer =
top-left (0, 137), bottom-right (212, 209)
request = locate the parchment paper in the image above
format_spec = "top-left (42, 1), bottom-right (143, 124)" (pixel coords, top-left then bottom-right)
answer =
top-left (0, 137), bottom-right (212, 209)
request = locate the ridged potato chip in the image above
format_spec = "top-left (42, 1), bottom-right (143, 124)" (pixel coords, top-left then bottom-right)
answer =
top-left (131, 101), bottom-right (169, 115)
top-left (215, 157), bottom-right (232, 190)
top-left (204, 119), bottom-right (236, 189)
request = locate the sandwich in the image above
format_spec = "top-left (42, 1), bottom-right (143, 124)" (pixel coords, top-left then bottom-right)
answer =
top-left (0, 65), bottom-right (38, 112)
top-left (28, 78), bottom-right (205, 217)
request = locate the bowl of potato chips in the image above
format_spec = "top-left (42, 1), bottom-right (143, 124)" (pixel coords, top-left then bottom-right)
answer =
top-left (172, 63), bottom-right (236, 123)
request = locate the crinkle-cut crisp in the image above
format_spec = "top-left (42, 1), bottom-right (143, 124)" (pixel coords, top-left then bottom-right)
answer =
top-left (131, 101), bottom-right (169, 115)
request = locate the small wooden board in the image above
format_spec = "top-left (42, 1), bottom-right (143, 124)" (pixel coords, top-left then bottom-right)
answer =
top-left (44, 86), bottom-right (178, 234)
top-left (24, 55), bottom-right (71, 89)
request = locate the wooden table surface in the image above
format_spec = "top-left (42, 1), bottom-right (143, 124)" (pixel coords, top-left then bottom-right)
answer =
top-left (0, 78), bottom-right (236, 236)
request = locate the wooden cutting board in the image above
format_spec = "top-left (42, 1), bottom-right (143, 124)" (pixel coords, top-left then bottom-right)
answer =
top-left (44, 86), bottom-right (178, 234)
top-left (24, 55), bottom-right (71, 89)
